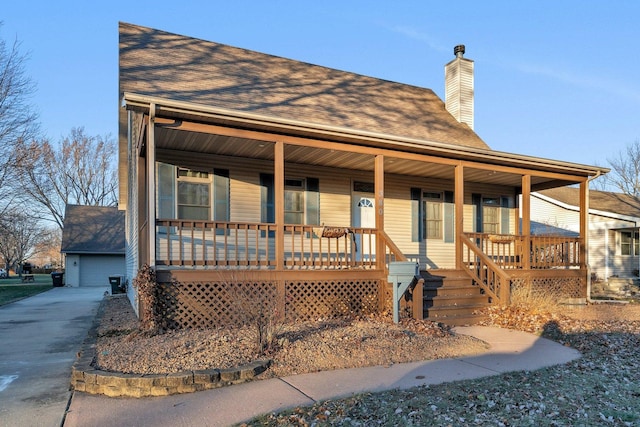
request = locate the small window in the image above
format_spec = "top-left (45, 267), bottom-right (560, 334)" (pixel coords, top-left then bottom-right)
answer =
top-left (620, 231), bottom-right (639, 256)
top-left (353, 181), bottom-right (375, 193)
top-left (178, 168), bottom-right (209, 179)
top-left (422, 192), bottom-right (443, 239)
top-left (358, 198), bottom-right (374, 208)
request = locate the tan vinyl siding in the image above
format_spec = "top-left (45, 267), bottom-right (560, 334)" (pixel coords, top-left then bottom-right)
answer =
top-left (320, 175), bottom-right (352, 227)
top-left (230, 169), bottom-right (262, 223)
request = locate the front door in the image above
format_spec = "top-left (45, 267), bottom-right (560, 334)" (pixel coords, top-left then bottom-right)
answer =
top-left (352, 193), bottom-right (376, 261)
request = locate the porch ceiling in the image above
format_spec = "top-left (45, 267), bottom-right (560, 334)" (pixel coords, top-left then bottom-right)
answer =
top-left (155, 127), bottom-right (575, 188)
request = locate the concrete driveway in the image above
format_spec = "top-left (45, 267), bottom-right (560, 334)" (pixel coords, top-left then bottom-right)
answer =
top-left (0, 286), bottom-right (107, 427)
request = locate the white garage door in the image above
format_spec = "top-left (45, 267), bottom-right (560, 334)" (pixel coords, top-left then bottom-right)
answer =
top-left (79, 255), bottom-right (126, 287)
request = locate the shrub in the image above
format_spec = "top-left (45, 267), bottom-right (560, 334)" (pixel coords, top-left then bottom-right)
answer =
top-left (132, 264), bottom-right (158, 332)
top-left (226, 278), bottom-right (284, 355)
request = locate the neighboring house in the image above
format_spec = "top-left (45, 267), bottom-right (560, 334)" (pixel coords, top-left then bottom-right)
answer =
top-left (531, 187), bottom-right (640, 282)
top-left (118, 23), bottom-right (608, 325)
top-left (61, 204), bottom-right (126, 287)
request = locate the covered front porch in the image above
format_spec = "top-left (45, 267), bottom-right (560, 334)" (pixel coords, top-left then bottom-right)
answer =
top-left (126, 93), bottom-right (599, 327)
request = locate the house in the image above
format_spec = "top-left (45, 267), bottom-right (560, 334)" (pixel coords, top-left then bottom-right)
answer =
top-left (61, 204), bottom-right (126, 287)
top-left (530, 187), bottom-right (640, 287)
top-left (118, 22), bottom-right (608, 326)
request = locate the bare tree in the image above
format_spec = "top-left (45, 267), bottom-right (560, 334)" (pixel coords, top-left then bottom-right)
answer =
top-left (0, 208), bottom-right (45, 274)
top-left (598, 139), bottom-right (640, 197)
top-left (17, 127), bottom-right (118, 229)
top-left (31, 227), bottom-right (62, 269)
top-left (0, 25), bottom-right (39, 199)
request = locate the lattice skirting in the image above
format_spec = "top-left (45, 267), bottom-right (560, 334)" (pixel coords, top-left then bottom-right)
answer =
top-left (154, 278), bottom-right (387, 329)
top-left (510, 271), bottom-right (587, 300)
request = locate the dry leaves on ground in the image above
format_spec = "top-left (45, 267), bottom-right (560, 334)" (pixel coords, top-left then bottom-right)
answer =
top-left (251, 302), bottom-right (640, 426)
top-left (95, 295), bottom-right (640, 425)
top-left (94, 295), bottom-right (488, 377)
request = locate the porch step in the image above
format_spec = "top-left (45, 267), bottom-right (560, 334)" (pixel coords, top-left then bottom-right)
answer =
top-left (420, 269), bottom-right (491, 326)
top-left (424, 285), bottom-right (482, 297)
top-left (424, 306), bottom-right (486, 326)
top-left (425, 294), bottom-right (489, 308)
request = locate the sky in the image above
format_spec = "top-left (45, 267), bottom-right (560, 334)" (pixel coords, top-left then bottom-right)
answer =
top-left (2, 1), bottom-right (639, 170)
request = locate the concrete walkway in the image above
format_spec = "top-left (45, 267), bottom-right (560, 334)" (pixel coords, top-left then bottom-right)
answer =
top-left (0, 286), bottom-right (107, 427)
top-left (64, 325), bottom-right (581, 427)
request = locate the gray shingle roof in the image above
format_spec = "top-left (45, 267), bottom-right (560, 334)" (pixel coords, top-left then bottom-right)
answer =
top-left (119, 22), bottom-right (489, 150)
top-left (61, 205), bottom-right (125, 254)
top-left (538, 187), bottom-right (640, 218)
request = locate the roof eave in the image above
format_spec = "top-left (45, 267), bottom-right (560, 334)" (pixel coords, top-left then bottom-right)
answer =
top-left (532, 192), bottom-right (640, 223)
top-left (123, 92), bottom-right (610, 177)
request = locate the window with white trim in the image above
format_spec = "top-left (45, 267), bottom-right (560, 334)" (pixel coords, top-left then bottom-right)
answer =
top-left (620, 230), bottom-right (640, 256)
top-left (156, 163), bottom-right (229, 223)
top-left (177, 168), bottom-right (210, 220)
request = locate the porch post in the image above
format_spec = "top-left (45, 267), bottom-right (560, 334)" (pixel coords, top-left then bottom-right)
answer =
top-left (375, 155), bottom-right (385, 269)
top-left (455, 164), bottom-right (464, 269)
top-left (521, 174), bottom-right (531, 270)
top-left (147, 103), bottom-right (156, 267)
top-left (579, 180), bottom-right (589, 270)
top-left (274, 141), bottom-right (285, 270)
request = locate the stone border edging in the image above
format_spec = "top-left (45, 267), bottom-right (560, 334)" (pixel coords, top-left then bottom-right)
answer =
top-left (70, 297), bottom-right (271, 398)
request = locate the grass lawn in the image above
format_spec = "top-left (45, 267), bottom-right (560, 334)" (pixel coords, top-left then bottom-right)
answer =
top-left (0, 276), bottom-right (54, 306)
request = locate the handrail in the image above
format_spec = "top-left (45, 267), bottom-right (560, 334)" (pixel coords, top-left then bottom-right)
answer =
top-left (377, 229), bottom-right (408, 262)
top-left (464, 232), bottom-right (581, 269)
top-left (460, 233), bottom-right (511, 304)
top-left (377, 230), bottom-right (409, 276)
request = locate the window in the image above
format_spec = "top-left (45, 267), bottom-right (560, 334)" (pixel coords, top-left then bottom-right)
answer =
top-left (482, 197), bottom-right (501, 234)
top-left (422, 192), bottom-right (443, 239)
top-left (177, 168), bottom-right (210, 220)
top-left (156, 163), bottom-right (229, 223)
top-left (261, 175), bottom-right (320, 226)
top-left (353, 181), bottom-right (375, 193)
top-left (284, 178), bottom-right (305, 224)
top-left (412, 189), bottom-right (454, 242)
top-left (620, 231), bottom-right (639, 256)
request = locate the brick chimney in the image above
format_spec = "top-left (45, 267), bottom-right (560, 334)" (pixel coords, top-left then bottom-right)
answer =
top-left (445, 45), bottom-right (474, 130)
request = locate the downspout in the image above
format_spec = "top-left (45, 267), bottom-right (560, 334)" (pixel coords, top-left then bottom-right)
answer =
top-left (585, 170), bottom-right (602, 303)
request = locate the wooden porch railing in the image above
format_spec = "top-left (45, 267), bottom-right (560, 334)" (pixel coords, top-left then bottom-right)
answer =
top-left (155, 219), bottom-right (387, 270)
top-left (378, 229), bottom-right (408, 264)
top-left (460, 233), bottom-right (511, 304)
top-left (464, 232), bottom-right (582, 269)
